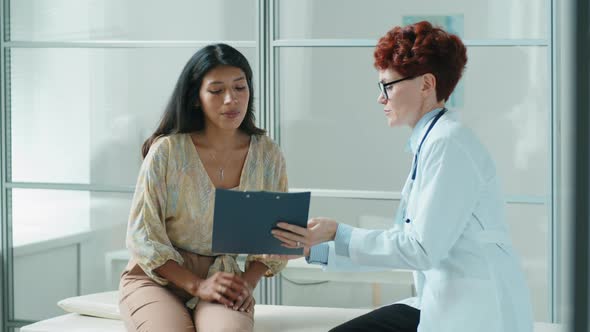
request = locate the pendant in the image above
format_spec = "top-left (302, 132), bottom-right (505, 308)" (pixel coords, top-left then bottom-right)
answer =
top-left (219, 168), bottom-right (224, 181)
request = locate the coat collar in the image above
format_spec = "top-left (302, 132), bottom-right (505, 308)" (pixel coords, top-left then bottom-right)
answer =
top-left (407, 107), bottom-right (446, 154)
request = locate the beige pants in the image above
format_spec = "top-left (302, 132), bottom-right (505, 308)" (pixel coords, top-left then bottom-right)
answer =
top-left (118, 250), bottom-right (254, 332)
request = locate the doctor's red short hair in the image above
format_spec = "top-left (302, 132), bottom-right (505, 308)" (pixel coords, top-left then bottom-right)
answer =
top-left (374, 21), bottom-right (467, 102)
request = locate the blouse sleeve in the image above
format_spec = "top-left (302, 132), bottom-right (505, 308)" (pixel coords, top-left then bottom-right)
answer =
top-left (246, 145), bottom-right (289, 276)
top-left (126, 138), bottom-right (184, 285)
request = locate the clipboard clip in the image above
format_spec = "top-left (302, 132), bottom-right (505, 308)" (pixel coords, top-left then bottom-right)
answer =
top-left (243, 193), bottom-right (282, 199)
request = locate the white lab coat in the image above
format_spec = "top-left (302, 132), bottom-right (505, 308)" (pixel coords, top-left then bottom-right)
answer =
top-left (323, 110), bottom-right (534, 332)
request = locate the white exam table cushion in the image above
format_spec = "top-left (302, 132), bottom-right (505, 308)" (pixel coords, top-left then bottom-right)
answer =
top-left (20, 291), bottom-right (565, 332)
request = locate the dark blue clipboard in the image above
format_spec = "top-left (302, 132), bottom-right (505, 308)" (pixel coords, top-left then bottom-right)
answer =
top-left (212, 189), bottom-right (311, 255)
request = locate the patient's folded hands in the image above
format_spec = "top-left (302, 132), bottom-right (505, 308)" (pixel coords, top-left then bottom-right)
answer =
top-left (232, 284), bottom-right (255, 313)
top-left (195, 272), bottom-right (250, 308)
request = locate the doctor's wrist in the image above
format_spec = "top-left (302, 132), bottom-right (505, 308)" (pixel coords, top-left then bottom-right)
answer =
top-left (304, 247), bottom-right (310, 257)
top-left (330, 221), bottom-right (340, 241)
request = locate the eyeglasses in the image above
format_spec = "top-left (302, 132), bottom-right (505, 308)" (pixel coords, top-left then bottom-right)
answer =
top-left (378, 76), bottom-right (415, 100)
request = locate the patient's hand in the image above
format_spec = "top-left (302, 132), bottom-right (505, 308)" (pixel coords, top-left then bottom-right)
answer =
top-left (195, 272), bottom-right (249, 307)
top-left (232, 284), bottom-right (255, 313)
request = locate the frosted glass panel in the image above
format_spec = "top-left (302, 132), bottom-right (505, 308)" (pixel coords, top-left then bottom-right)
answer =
top-left (10, 47), bottom-right (257, 185)
top-left (11, 189), bottom-right (132, 320)
top-left (11, 189), bottom-right (130, 249)
top-left (462, 47), bottom-right (549, 197)
top-left (309, 196), bottom-right (400, 228)
top-left (12, 189), bottom-right (91, 248)
top-left (277, 0), bottom-right (547, 40)
top-left (506, 203), bottom-right (549, 322)
top-left (279, 46), bottom-right (549, 196)
top-left (10, 0), bottom-right (256, 41)
top-left (279, 47), bottom-right (412, 192)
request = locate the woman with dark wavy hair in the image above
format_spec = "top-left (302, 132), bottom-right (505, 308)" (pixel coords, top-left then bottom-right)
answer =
top-left (119, 43), bottom-right (288, 332)
top-left (272, 22), bottom-right (533, 332)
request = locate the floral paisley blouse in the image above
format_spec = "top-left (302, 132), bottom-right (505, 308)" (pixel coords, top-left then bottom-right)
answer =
top-left (126, 133), bottom-right (288, 285)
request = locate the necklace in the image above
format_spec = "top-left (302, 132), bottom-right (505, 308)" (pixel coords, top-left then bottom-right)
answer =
top-left (192, 133), bottom-right (236, 182)
top-left (209, 150), bottom-right (231, 181)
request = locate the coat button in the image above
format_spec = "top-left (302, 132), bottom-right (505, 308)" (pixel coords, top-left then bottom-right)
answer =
top-left (405, 219), bottom-right (411, 223)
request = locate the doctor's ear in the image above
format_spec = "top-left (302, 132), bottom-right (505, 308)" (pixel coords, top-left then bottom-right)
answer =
top-left (421, 73), bottom-right (437, 95)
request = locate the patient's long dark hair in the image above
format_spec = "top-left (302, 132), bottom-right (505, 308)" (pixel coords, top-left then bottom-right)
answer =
top-left (141, 43), bottom-right (265, 158)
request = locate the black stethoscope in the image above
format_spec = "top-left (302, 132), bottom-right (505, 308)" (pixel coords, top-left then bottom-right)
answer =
top-left (411, 108), bottom-right (448, 180)
top-left (400, 107), bottom-right (447, 224)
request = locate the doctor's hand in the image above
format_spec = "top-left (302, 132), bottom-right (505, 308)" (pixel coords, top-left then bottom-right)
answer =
top-left (272, 217), bottom-right (339, 250)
